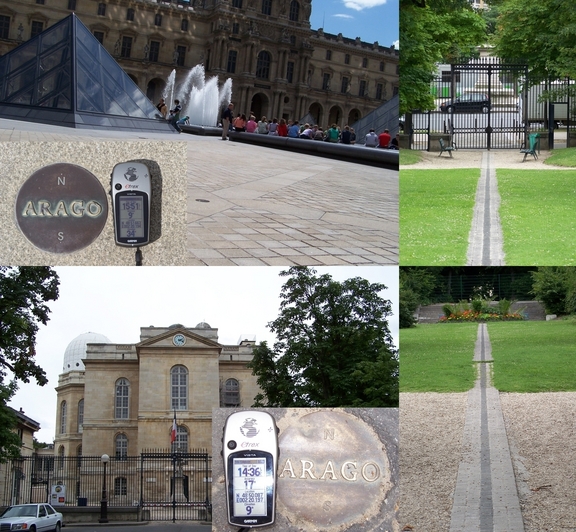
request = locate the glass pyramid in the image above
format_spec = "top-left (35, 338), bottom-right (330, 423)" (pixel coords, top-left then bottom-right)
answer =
top-left (0, 14), bottom-right (174, 132)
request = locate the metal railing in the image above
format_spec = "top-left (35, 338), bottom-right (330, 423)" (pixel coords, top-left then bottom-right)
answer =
top-left (0, 451), bottom-right (211, 521)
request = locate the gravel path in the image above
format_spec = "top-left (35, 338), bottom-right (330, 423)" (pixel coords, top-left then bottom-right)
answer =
top-left (401, 391), bottom-right (576, 531)
top-left (400, 392), bottom-right (468, 531)
top-left (501, 392), bottom-right (576, 532)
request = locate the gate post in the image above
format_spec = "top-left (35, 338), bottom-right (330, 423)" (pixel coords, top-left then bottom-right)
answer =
top-left (486, 63), bottom-right (492, 150)
top-left (549, 102), bottom-right (555, 149)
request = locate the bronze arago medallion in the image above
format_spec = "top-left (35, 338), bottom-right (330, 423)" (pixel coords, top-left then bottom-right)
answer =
top-left (277, 410), bottom-right (393, 530)
top-left (15, 163), bottom-right (108, 253)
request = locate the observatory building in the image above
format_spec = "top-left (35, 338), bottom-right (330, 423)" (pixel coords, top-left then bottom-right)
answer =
top-left (54, 323), bottom-right (260, 458)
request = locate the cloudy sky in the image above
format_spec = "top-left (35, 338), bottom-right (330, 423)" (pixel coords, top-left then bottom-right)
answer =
top-left (8, 266), bottom-right (398, 442)
top-left (309, 0), bottom-right (399, 48)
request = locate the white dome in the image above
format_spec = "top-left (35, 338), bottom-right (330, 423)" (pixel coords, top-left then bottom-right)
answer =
top-left (63, 332), bottom-right (111, 372)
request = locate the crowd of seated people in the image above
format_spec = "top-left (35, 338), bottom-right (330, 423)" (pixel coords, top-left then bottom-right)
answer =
top-left (225, 112), bottom-right (398, 149)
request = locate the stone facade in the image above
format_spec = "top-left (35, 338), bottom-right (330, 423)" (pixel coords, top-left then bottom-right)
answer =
top-left (0, 0), bottom-right (398, 127)
top-left (54, 323), bottom-right (260, 458)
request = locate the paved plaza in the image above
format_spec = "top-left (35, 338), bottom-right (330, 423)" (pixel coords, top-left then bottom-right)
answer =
top-left (0, 118), bottom-right (397, 266)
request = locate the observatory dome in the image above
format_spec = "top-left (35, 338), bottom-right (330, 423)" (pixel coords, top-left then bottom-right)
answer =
top-left (63, 332), bottom-right (111, 372)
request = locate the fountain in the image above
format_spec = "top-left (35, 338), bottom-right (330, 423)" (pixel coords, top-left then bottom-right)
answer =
top-left (162, 69), bottom-right (176, 111)
top-left (164, 65), bottom-right (233, 133)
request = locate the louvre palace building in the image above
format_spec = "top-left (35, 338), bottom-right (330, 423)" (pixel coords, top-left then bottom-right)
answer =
top-left (54, 323), bottom-right (260, 458)
top-left (0, 0), bottom-right (398, 127)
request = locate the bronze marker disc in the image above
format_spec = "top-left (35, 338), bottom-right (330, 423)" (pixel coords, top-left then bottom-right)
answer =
top-left (15, 163), bottom-right (108, 253)
top-left (277, 410), bottom-right (392, 530)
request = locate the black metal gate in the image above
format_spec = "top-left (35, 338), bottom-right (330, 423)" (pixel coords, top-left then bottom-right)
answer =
top-left (413, 58), bottom-right (533, 150)
top-left (140, 451), bottom-right (212, 522)
top-left (0, 453), bottom-right (212, 522)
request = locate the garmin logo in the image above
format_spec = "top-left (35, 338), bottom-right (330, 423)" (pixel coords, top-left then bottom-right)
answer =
top-left (279, 459), bottom-right (381, 482)
top-left (21, 200), bottom-right (105, 218)
top-left (244, 519), bottom-right (258, 524)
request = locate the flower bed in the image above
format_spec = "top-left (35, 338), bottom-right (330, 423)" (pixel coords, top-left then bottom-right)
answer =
top-left (439, 310), bottom-right (524, 322)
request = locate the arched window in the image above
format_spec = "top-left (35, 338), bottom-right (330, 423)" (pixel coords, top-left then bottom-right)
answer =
top-left (221, 378), bottom-right (240, 407)
top-left (171, 425), bottom-right (189, 452)
top-left (60, 401), bottom-right (67, 434)
top-left (115, 433), bottom-right (128, 459)
top-left (77, 399), bottom-right (84, 431)
top-left (171, 366), bottom-right (188, 410)
top-left (256, 51), bottom-right (271, 79)
top-left (289, 1), bottom-right (299, 22)
top-left (115, 378), bottom-right (129, 419)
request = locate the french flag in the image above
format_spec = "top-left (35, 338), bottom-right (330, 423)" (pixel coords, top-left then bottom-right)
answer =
top-left (170, 411), bottom-right (177, 444)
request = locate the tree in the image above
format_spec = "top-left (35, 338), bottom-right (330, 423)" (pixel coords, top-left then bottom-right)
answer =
top-left (0, 267), bottom-right (59, 461)
top-left (247, 267), bottom-right (398, 408)
top-left (399, 267), bottom-right (438, 328)
top-left (531, 267), bottom-right (576, 315)
top-left (493, 0), bottom-right (576, 84)
top-left (400, 0), bottom-right (486, 115)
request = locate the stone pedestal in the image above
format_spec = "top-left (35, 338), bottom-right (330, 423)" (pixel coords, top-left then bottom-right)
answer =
top-left (429, 133), bottom-right (451, 152)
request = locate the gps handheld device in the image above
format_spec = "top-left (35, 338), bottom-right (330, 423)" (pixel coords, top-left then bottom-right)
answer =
top-left (110, 162), bottom-right (151, 247)
top-left (223, 411), bottom-right (279, 528)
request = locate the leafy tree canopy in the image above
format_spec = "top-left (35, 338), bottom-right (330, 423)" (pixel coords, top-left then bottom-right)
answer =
top-left (531, 267), bottom-right (576, 315)
top-left (493, 0), bottom-right (576, 84)
top-left (400, 0), bottom-right (486, 114)
top-left (248, 267), bottom-right (398, 408)
top-left (0, 267), bottom-right (59, 461)
top-left (399, 267), bottom-right (439, 328)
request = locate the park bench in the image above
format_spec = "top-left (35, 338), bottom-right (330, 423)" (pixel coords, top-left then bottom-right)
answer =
top-left (438, 138), bottom-right (456, 157)
top-left (520, 132), bottom-right (540, 161)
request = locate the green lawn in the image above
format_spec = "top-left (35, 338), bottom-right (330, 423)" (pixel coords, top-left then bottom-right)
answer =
top-left (401, 321), bottom-right (576, 393)
top-left (488, 320), bottom-right (576, 392)
top-left (399, 150), bottom-right (422, 165)
top-left (400, 169), bottom-right (480, 265)
top-left (497, 169), bottom-right (576, 264)
top-left (400, 323), bottom-right (478, 392)
top-left (544, 147), bottom-right (576, 167)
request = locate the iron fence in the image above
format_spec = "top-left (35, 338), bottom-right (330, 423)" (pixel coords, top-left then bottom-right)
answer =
top-left (0, 451), bottom-right (211, 521)
top-left (429, 271), bottom-right (535, 303)
top-left (411, 57), bottom-right (576, 150)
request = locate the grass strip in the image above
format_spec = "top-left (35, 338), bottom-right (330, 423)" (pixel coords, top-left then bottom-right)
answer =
top-left (400, 323), bottom-right (478, 392)
top-left (497, 169), bottom-right (576, 265)
top-left (544, 147), bottom-right (576, 167)
top-left (488, 320), bottom-right (576, 392)
top-left (399, 150), bottom-right (423, 165)
top-left (400, 169), bottom-right (480, 265)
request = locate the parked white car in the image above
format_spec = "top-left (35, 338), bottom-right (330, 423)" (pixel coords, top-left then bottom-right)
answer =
top-left (0, 503), bottom-right (63, 532)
